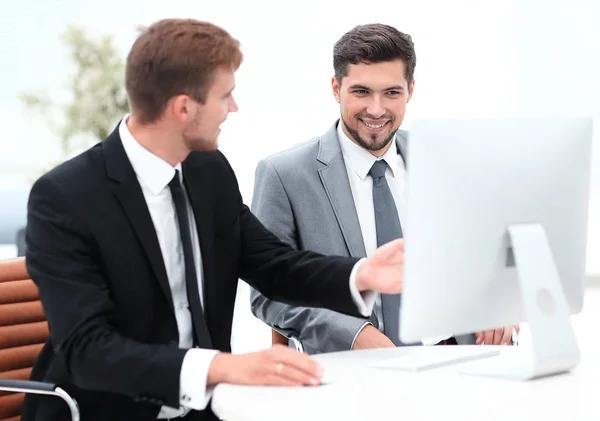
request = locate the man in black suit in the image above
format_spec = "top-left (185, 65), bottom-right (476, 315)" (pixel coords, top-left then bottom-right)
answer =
top-left (23, 18), bottom-right (404, 421)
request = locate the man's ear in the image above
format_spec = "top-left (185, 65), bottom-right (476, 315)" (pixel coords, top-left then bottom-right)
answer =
top-left (169, 95), bottom-right (194, 122)
top-left (407, 79), bottom-right (415, 103)
top-left (331, 76), bottom-right (341, 104)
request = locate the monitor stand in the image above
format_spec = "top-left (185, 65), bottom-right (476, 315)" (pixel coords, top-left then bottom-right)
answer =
top-left (459, 223), bottom-right (580, 380)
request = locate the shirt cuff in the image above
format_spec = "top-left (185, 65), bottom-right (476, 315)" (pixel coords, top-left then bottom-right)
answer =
top-left (179, 348), bottom-right (220, 411)
top-left (349, 258), bottom-right (376, 317)
top-left (350, 321), bottom-right (373, 350)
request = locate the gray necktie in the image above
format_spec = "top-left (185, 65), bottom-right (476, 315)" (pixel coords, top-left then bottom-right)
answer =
top-left (370, 160), bottom-right (404, 346)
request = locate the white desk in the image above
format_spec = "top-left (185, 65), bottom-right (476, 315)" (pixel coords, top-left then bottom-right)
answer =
top-left (212, 345), bottom-right (600, 421)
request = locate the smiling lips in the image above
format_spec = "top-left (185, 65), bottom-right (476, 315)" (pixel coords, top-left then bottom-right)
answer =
top-left (360, 118), bottom-right (390, 131)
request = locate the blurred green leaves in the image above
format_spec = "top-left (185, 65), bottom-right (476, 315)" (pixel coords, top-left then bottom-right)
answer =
top-left (20, 25), bottom-right (129, 165)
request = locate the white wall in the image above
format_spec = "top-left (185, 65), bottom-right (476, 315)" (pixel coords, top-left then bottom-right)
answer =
top-left (512, 0), bottom-right (600, 276)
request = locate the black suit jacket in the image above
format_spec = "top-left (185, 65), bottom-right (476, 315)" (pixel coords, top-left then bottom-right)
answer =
top-left (23, 126), bottom-right (361, 421)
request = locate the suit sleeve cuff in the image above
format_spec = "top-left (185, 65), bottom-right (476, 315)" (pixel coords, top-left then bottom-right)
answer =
top-left (350, 321), bottom-right (373, 350)
top-left (349, 258), bottom-right (376, 317)
top-left (179, 349), bottom-right (220, 410)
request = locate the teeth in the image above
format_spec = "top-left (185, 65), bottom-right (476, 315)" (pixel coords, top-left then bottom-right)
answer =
top-left (363, 121), bottom-right (386, 129)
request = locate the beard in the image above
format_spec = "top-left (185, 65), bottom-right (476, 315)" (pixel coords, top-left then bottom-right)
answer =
top-left (342, 116), bottom-right (397, 152)
top-left (183, 133), bottom-right (217, 152)
top-left (182, 112), bottom-right (219, 152)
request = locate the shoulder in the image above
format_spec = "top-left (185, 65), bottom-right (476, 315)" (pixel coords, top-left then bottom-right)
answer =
top-left (185, 149), bottom-right (236, 181)
top-left (32, 142), bottom-right (105, 198)
top-left (255, 136), bottom-right (323, 182)
top-left (396, 129), bottom-right (409, 141)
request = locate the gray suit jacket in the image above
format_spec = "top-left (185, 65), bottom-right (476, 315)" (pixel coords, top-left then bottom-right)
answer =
top-left (250, 121), bottom-right (475, 354)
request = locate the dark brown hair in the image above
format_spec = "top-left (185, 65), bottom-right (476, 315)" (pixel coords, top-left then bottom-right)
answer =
top-left (333, 23), bottom-right (416, 85)
top-left (125, 18), bottom-right (243, 124)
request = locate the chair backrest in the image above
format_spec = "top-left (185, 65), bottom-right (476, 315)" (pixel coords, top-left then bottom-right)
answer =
top-left (0, 257), bottom-right (48, 421)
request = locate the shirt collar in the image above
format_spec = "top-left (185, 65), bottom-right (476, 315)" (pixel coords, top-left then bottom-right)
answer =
top-left (336, 121), bottom-right (398, 181)
top-left (119, 115), bottom-right (182, 195)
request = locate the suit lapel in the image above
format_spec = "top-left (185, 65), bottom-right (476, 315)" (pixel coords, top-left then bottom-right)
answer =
top-left (317, 123), bottom-right (367, 258)
top-left (181, 158), bottom-right (217, 334)
top-left (103, 129), bottom-right (174, 311)
top-left (395, 129), bottom-right (408, 167)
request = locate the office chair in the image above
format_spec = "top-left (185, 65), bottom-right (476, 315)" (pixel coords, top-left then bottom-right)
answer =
top-left (0, 257), bottom-right (79, 421)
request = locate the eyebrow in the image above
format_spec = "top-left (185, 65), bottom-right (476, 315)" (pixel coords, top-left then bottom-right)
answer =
top-left (348, 84), bottom-right (404, 92)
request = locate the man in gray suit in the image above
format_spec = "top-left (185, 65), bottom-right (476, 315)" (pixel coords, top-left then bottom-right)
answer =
top-left (250, 24), bottom-right (517, 354)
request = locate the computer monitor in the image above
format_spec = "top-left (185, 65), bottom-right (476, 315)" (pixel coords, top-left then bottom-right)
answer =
top-left (399, 117), bottom-right (593, 380)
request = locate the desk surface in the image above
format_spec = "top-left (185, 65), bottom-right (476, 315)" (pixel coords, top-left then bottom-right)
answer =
top-left (212, 345), bottom-right (600, 421)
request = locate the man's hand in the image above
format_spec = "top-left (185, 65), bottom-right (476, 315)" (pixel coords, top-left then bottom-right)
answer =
top-left (355, 238), bottom-right (404, 294)
top-left (352, 325), bottom-right (395, 350)
top-left (207, 345), bottom-right (323, 386)
top-left (475, 325), bottom-right (519, 345)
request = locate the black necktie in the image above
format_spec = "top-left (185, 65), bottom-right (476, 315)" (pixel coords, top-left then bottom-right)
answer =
top-left (169, 170), bottom-right (212, 349)
top-left (370, 160), bottom-right (404, 346)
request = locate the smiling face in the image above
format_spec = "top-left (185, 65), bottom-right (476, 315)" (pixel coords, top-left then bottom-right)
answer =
top-left (332, 59), bottom-right (414, 156)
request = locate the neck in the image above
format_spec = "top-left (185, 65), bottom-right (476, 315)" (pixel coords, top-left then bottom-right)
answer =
top-left (126, 114), bottom-right (189, 167)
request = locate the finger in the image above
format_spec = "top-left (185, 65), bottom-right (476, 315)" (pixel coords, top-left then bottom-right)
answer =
top-left (484, 330), bottom-right (495, 345)
top-left (272, 362), bottom-right (320, 386)
top-left (270, 346), bottom-right (323, 379)
top-left (493, 328), bottom-right (504, 345)
top-left (514, 324), bottom-right (520, 334)
top-left (475, 332), bottom-right (484, 345)
top-left (378, 238), bottom-right (404, 259)
top-left (263, 374), bottom-right (303, 387)
top-left (397, 238), bottom-right (405, 255)
top-left (383, 272), bottom-right (403, 294)
top-left (500, 327), bottom-right (512, 345)
top-left (396, 241), bottom-right (404, 259)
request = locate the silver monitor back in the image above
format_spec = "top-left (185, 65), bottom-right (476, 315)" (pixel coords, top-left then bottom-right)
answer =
top-left (399, 117), bottom-right (592, 379)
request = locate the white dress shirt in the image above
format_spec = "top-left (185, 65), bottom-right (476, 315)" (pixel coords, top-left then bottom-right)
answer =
top-left (119, 116), bottom-right (375, 417)
top-left (119, 117), bottom-right (218, 418)
top-left (337, 123), bottom-right (447, 346)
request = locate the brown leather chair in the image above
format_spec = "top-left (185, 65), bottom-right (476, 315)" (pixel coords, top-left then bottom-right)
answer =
top-left (0, 257), bottom-right (79, 421)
